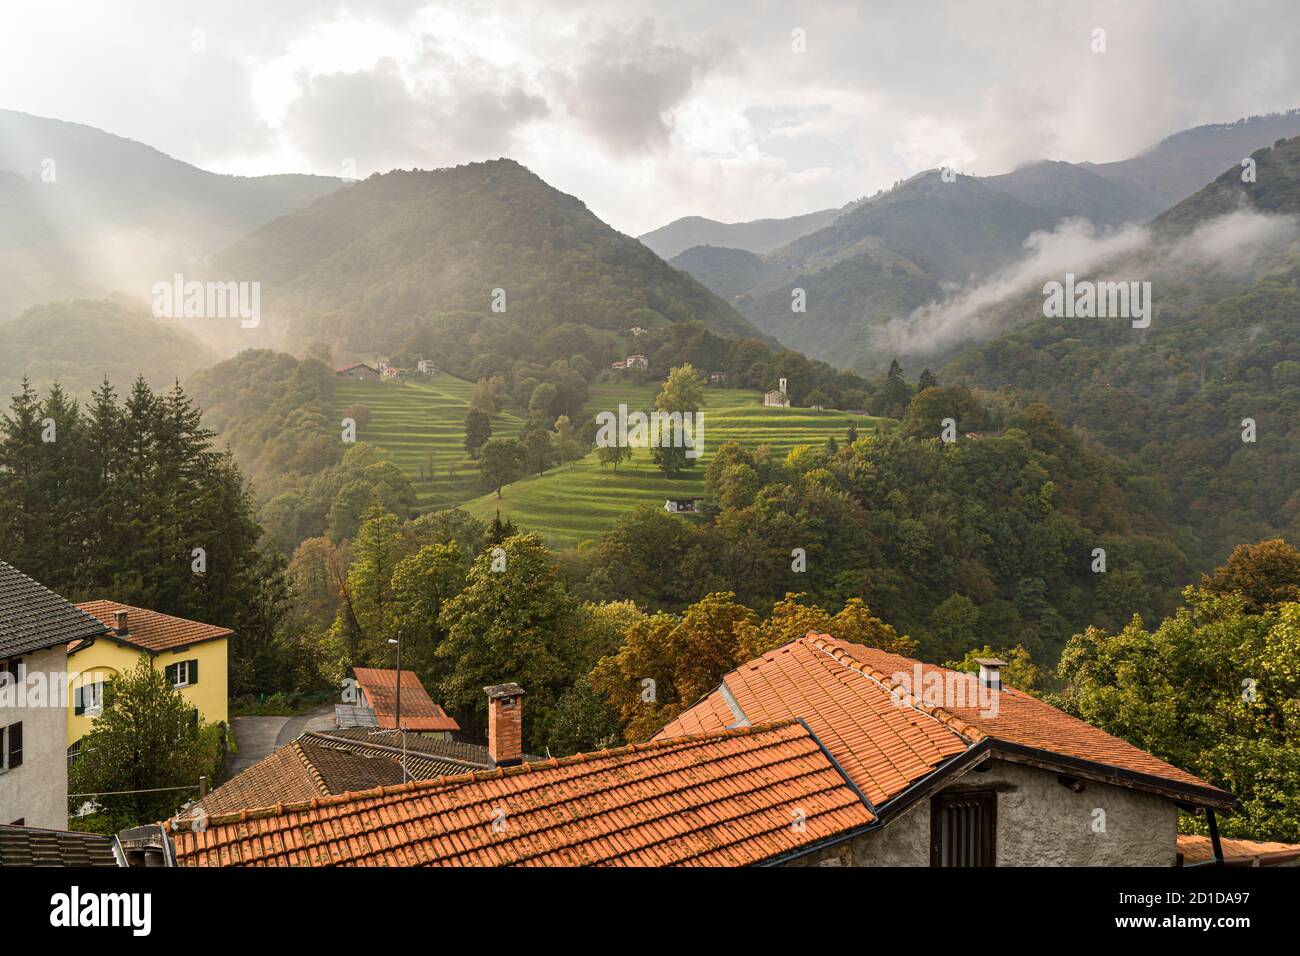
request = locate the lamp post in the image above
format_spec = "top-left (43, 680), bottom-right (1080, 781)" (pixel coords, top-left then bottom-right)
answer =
top-left (386, 636), bottom-right (406, 782)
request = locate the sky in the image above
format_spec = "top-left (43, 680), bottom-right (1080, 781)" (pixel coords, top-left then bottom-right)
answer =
top-left (3, 0), bottom-right (1299, 236)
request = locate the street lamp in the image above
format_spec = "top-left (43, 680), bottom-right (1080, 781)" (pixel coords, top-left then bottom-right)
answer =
top-left (386, 637), bottom-right (407, 782)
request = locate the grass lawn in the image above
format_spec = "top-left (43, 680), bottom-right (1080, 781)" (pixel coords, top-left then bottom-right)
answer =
top-left (336, 374), bottom-right (522, 512)
top-left (464, 384), bottom-right (888, 548)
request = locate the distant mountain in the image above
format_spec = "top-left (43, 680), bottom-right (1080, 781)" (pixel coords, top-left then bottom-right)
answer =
top-left (721, 172), bottom-right (1055, 367)
top-left (0, 110), bottom-right (343, 319)
top-left (1082, 110), bottom-right (1300, 209)
top-left (662, 110), bottom-right (1300, 373)
top-left (215, 158), bottom-right (765, 355)
top-left (0, 298), bottom-right (214, 400)
top-left (638, 202), bottom-right (861, 260)
top-left (667, 245), bottom-right (769, 299)
top-left (982, 160), bottom-right (1166, 226)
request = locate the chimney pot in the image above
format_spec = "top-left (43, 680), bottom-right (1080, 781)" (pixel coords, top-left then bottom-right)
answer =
top-left (975, 657), bottom-right (1005, 690)
top-left (114, 609), bottom-right (129, 636)
top-left (484, 683), bottom-right (525, 767)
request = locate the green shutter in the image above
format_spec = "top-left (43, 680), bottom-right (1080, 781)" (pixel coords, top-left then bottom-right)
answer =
top-left (188, 659), bottom-right (198, 685)
top-left (74, 686), bottom-right (85, 716)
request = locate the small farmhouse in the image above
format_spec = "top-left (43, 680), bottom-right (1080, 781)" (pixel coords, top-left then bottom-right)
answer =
top-left (335, 363), bottom-right (379, 380)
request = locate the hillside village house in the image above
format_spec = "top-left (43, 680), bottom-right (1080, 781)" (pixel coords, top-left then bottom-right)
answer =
top-left (158, 634), bottom-right (1239, 868)
top-left (66, 602), bottom-right (231, 751)
top-left (348, 667), bottom-right (460, 738)
top-left (0, 562), bottom-right (107, 830)
top-left (335, 362), bottom-right (379, 380)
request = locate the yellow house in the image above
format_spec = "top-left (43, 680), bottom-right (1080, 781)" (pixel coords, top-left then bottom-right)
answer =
top-left (66, 601), bottom-right (231, 748)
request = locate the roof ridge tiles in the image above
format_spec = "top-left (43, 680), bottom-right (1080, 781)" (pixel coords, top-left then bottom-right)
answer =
top-left (168, 720), bottom-right (804, 832)
top-left (803, 633), bottom-right (986, 745)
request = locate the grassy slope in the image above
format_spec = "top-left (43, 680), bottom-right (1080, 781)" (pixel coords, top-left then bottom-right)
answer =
top-left (335, 374), bottom-right (522, 512)
top-left (464, 384), bottom-right (887, 548)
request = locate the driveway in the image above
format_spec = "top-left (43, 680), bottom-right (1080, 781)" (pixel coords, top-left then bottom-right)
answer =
top-left (274, 702), bottom-right (337, 747)
top-left (227, 703), bottom-right (336, 777)
top-left (227, 716), bottom-right (289, 776)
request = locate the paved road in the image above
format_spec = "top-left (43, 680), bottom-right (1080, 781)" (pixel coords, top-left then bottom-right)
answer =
top-left (226, 703), bottom-right (336, 778)
top-left (274, 703), bottom-right (337, 747)
top-left (227, 716), bottom-right (289, 776)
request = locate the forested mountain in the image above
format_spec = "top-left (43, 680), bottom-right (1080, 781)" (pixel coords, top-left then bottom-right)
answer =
top-left (1082, 110), bottom-right (1300, 209)
top-left (0, 110), bottom-right (343, 320)
top-left (982, 160), bottom-right (1166, 225)
top-left (212, 159), bottom-right (765, 360)
top-left (661, 111), bottom-right (1300, 373)
top-left (0, 299), bottom-right (214, 399)
top-left (944, 135), bottom-right (1300, 562)
top-left (638, 201), bottom-right (860, 259)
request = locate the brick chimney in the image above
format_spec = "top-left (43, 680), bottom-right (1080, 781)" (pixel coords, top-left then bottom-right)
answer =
top-left (484, 683), bottom-right (525, 767)
top-left (114, 609), bottom-right (129, 636)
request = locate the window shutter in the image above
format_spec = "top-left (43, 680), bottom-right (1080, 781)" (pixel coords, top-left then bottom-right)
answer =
top-left (188, 659), bottom-right (199, 685)
top-left (164, 663), bottom-right (176, 685)
top-left (74, 686), bottom-right (85, 716)
top-left (9, 722), bottom-right (22, 768)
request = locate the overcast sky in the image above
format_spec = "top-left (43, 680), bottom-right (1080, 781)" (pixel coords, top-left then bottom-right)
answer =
top-left (3, 0), bottom-right (1299, 235)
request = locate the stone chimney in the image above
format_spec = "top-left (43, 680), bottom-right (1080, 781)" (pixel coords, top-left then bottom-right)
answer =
top-left (484, 683), bottom-right (525, 767)
top-left (975, 657), bottom-right (1005, 691)
top-left (114, 609), bottom-right (129, 636)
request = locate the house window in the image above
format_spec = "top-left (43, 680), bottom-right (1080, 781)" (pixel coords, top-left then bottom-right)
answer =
top-left (930, 790), bottom-right (996, 866)
top-left (74, 680), bottom-right (107, 717)
top-left (165, 660), bottom-right (198, 689)
top-left (0, 722), bottom-right (22, 772)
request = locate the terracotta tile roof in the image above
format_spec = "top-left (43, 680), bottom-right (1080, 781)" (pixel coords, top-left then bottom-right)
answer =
top-left (72, 600), bottom-right (233, 655)
top-left (0, 561), bottom-right (106, 658)
top-left (658, 634), bottom-right (1233, 809)
top-left (195, 730), bottom-right (498, 817)
top-left (196, 740), bottom-right (328, 816)
top-left (0, 824), bottom-right (121, 867)
top-left (318, 728), bottom-right (499, 770)
top-left (352, 668), bottom-right (460, 732)
top-left (171, 722), bottom-right (876, 867)
top-left (1178, 834), bottom-right (1300, 867)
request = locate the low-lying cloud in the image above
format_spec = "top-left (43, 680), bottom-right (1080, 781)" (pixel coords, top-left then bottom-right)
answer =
top-left (871, 208), bottom-right (1298, 358)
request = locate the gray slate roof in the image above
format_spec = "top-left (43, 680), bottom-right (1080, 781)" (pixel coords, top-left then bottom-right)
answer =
top-left (0, 561), bottom-right (106, 658)
top-left (0, 824), bottom-right (122, 867)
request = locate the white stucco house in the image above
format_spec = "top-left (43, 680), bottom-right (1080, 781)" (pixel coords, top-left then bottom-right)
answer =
top-left (0, 561), bottom-right (108, 830)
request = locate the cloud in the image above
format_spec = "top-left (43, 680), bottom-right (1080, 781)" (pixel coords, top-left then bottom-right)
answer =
top-left (283, 54), bottom-right (547, 174)
top-left (549, 20), bottom-right (713, 156)
top-left (1169, 208), bottom-right (1300, 267)
top-left (872, 208), bottom-right (1299, 358)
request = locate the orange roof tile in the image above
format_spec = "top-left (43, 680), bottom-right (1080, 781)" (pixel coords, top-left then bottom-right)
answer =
top-left (1178, 833), bottom-right (1300, 867)
top-left (72, 600), bottom-right (232, 654)
top-left (170, 722), bottom-right (875, 867)
top-left (352, 668), bottom-right (460, 732)
top-left (658, 634), bottom-right (1233, 809)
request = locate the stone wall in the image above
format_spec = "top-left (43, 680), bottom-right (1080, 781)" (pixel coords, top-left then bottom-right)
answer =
top-left (786, 758), bottom-right (1179, 867)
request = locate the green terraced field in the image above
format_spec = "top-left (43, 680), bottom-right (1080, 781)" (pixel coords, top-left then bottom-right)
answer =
top-left (335, 375), bottom-right (522, 511)
top-left (464, 385), bottom-right (888, 548)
